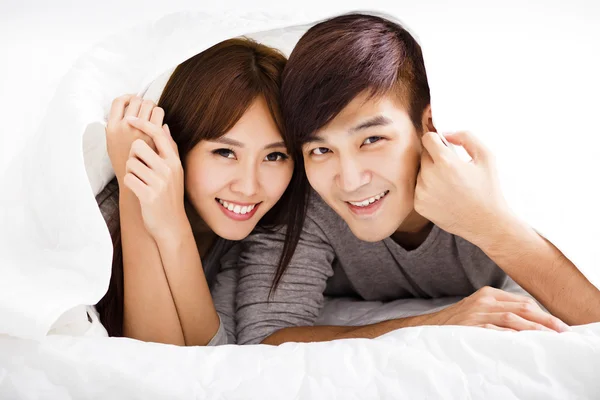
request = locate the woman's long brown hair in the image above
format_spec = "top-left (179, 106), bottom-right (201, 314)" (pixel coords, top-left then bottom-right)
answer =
top-left (95, 38), bottom-right (307, 337)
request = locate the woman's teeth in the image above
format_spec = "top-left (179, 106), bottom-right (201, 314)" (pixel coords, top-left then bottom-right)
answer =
top-left (218, 199), bottom-right (257, 215)
top-left (348, 191), bottom-right (389, 207)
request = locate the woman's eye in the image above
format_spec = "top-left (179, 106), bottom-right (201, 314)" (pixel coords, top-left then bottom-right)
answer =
top-left (362, 136), bottom-right (382, 145)
top-left (213, 148), bottom-right (236, 159)
top-left (264, 152), bottom-right (289, 162)
top-left (311, 147), bottom-right (330, 156)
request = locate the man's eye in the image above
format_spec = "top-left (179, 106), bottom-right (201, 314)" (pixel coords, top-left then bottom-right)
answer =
top-left (264, 152), bottom-right (289, 162)
top-left (363, 136), bottom-right (382, 145)
top-left (311, 147), bottom-right (330, 156)
top-left (213, 148), bottom-right (236, 159)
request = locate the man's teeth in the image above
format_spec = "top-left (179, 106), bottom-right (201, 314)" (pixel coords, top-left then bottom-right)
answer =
top-left (348, 191), bottom-right (388, 207)
top-left (218, 199), bottom-right (256, 215)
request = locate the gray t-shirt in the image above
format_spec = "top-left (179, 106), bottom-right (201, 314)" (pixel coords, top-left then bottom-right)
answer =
top-left (95, 178), bottom-right (237, 345)
top-left (235, 190), bottom-right (509, 345)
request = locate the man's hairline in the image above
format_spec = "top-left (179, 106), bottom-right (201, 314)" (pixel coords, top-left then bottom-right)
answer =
top-left (301, 90), bottom-right (429, 146)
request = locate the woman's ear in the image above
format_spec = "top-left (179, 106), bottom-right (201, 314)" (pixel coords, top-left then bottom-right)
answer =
top-left (422, 105), bottom-right (437, 133)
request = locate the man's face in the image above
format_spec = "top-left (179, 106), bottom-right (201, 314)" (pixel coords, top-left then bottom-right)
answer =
top-left (302, 93), bottom-right (425, 242)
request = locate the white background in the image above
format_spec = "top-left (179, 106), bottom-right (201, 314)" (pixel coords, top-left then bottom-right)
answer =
top-left (1, 0), bottom-right (599, 281)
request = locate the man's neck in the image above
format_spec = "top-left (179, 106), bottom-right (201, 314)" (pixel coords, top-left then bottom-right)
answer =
top-left (391, 209), bottom-right (433, 250)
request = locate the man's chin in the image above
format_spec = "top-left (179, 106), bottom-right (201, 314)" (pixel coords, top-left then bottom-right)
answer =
top-left (347, 222), bottom-right (397, 243)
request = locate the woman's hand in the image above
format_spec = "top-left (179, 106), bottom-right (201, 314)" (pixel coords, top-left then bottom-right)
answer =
top-left (122, 116), bottom-right (188, 242)
top-left (106, 95), bottom-right (161, 183)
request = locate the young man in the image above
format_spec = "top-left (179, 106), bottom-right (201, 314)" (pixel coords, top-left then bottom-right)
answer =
top-left (233, 13), bottom-right (600, 345)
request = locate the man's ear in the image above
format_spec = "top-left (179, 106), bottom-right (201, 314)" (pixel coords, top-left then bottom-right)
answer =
top-left (421, 105), bottom-right (436, 133)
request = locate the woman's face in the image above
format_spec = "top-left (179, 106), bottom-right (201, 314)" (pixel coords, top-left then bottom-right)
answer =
top-left (184, 97), bottom-right (293, 241)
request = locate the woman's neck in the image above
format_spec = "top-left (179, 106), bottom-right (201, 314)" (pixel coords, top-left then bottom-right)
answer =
top-left (184, 198), bottom-right (217, 258)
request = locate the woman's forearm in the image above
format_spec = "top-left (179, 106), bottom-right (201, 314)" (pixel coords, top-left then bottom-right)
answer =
top-left (154, 223), bottom-right (221, 346)
top-left (119, 187), bottom-right (185, 344)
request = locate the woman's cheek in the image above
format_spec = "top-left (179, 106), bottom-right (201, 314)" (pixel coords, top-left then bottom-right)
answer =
top-left (263, 163), bottom-right (293, 199)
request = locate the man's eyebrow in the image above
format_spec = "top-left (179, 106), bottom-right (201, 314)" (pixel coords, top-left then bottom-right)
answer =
top-left (209, 137), bottom-right (286, 150)
top-left (303, 116), bottom-right (392, 145)
top-left (349, 115), bottom-right (392, 133)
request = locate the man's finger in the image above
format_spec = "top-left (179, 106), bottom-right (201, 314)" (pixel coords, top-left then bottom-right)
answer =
top-left (479, 324), bottom-right (516, 332)
top-left (421, 131), bottom-right (455, 164)
top-left (489, 312), bottom-right (555, 332)
top-left (495, 301), bottom-right (570, 333)
top-left (420, 148), bottom-right (434, 167)
top-left (444, 131), bottom-right (489, 163)
top-left (479, 286), bottom-right (538, 304)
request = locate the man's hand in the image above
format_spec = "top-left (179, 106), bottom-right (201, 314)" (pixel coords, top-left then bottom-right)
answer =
top-left (414, 131), bottom-right (511, 244)
top-left (426, 286), bottom-right (571, 332)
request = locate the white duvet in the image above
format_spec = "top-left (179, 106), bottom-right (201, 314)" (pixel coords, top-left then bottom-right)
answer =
top-left (1, 5), bottom-right (600, 399)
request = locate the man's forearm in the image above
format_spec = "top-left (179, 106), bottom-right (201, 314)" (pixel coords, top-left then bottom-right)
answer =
top-left (261, 313), bottom-right (436, 345)
top-left (472, 212), bottom-right (600, 325)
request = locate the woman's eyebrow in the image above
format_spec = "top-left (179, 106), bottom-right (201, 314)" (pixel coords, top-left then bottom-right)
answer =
top-left (263, 141), bottom-right (286, 150)
top-left (209, 137), bottom-right (286, 150)
top-left (210, 137), bottom-right (244, 147)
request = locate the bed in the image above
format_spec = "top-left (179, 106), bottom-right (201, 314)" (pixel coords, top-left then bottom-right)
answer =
top-left (1, 5), bottom-right (599, 399)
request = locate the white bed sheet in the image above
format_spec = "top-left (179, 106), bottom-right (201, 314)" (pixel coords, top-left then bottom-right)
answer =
top-left (2, 322), bottom-right (599, 399)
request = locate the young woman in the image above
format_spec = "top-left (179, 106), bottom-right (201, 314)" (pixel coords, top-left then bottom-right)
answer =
top-left (95, 38), bottom-right (305, 346)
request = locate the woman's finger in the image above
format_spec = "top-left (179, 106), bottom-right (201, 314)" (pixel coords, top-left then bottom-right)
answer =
top-left (109, 94), bottom-right (134, 123)
top-left (162, 124), bottom-right (179, 155)
top-left (138, 100), bottom-right (156, 121)
top-left (150, 107), bottom-right (165, 127)
top-left (126, 117), bottom-right (175, 158)
top-left (124, 96), bottom-right (143, 118)
top-left (129, 139), bottom-right (167, 174)
top-left (123, 172), bottom-right (150, 200)
top-left (125, 157), bottom-right (158, 187)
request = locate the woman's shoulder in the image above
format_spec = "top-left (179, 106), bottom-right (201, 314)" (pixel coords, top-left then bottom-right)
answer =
top-left (95, 177), bottom-right (120, 223)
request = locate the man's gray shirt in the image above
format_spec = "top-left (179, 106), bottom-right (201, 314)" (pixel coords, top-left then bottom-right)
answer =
top-left (234, 190), bottom-right (508, 345)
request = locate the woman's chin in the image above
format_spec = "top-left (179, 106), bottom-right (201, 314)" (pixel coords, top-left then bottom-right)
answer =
top-left (211, 223), bottom-right (255, 242)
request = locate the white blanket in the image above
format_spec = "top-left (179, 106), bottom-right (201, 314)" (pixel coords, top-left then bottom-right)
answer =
top-left (1, 5), bottom-right (599, 399)
top-left (2, 323), bottom-right (600, 399)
